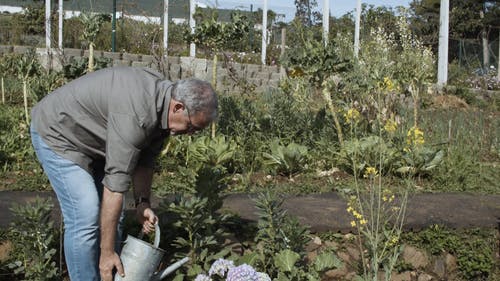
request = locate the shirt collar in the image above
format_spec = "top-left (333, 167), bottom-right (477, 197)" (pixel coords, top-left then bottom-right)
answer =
top-left (157, 80), bottom-right (173, 130)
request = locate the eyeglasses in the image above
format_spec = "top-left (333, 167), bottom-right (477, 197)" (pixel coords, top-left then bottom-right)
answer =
top-left (186, 107), bottom-right (203, 134)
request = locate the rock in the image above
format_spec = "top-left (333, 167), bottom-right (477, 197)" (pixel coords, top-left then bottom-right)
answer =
top-left (417, 273), bottom-right (433, 281)
top-left (307, 250), bottom-right (318, 263)
top-left (346, 245), bottom-right (360, 261)
top-left (0, 240), bottom-right (12, 262)
top-left (432, 256), bottom-right (446, 278)
top-left (338, 251), bottom-right (351, 263)
top-left (324, 265), bottom-right (348, 280)
top-left (305, 236), bottom-right (322, 252)
top-left (344, 272), bottom-right (358, 280)
top-left (323, 240), bottom-right (339, 250)
top-left (402, 245), bottom-right (429, 269)
top-left (391, 271), bottom-right (412, 281)
top-left (444, 253), bottom-right (457, 273)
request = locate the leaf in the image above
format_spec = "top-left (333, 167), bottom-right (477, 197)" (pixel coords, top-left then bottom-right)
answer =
top-left (274, 249), bottom-right (300, 272)
top-left (238, 252), bottom-right (260, 266)
top-left (314, 251), bottom-right (343, 271)
top-left (172, 274), bottom-right (185, 281)
top-left (396, 166), bottom-right (413, 174)
top-left (187, 264), bottom-right (204, 277)
top-left (422, 150), bottom-right (444, 171)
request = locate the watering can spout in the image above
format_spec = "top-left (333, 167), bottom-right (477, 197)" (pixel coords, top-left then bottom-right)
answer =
top-left (152, 257), bottom-right (190, 281)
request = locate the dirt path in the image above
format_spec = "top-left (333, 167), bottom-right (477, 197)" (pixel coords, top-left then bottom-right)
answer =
top-left (0, 191), bottom-right (499, 232)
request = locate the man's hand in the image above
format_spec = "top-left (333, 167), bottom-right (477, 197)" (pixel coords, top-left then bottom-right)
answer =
top-left (137, 206), bottom-right (158, 234)
top-left (99, 250), bottom-right (124, 281)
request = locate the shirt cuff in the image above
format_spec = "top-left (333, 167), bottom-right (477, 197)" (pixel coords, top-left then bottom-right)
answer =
top-left (102, 173), bottom-right (131, 193)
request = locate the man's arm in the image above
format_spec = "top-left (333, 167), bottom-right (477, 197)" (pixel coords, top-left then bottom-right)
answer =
top-left (99, 187), bottom-right (125, 281)
top-left (133, 166), bottom-right (158, 233)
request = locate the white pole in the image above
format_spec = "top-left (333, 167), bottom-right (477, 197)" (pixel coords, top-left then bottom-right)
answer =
top-left (58, 0), bottom-right (63, 49)
top-left (261, 0), bottom-right (268, 65)
top-left (164, 0), bottom-right (168, 55)
top-left (497, 30), bottom-right (500, 81)
top-left (354, 0), bottom-right (361, 57)
top-left (45, 0), bottom-right (51, 50)
top-left (437, 0), bottom-right (449, 86)
top-left (322, 0), bottom-right (329, 46)
top-left (189, 0), bottom-right (196, 57)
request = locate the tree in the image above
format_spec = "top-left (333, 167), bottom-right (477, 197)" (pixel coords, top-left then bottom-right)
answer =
top-left (294, 0), bottom-right (321, 26)
top-left (410, 0), bottom-right (500, 65)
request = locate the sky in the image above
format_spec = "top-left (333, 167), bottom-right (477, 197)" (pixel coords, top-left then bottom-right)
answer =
top-left (198, 0), bottom-right (413, 21)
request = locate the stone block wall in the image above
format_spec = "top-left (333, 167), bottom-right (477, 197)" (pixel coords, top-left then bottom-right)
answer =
top-left (0, 45), bottom-right (284, 93)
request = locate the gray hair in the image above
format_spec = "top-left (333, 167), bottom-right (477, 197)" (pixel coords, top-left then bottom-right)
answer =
top-left (171, 78), bottom-right (218, 122)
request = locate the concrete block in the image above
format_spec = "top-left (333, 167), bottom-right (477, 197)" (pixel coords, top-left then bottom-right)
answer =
top-left (64, 48), bottom-right (83, 57)
top-left (84, 49), bottom-right (103, 58)
top-left (122, 53), bottom-right (140, 62)
top-left (256, 72), bottom-right (270, 80)
top-left (0, 45), bottom-right (13, 55)
top-left (169, 63), bottom-right (181, 73)
top-left (246, 64), bottom-right (261, 73)
top-left (263, 65), bottom-right (278, 73)
top-left (103, 51), bottom-right (122, 60)
top-left (167, 56), bottom-right (180, 64)
top-left (245, 70), bottom-right (255, 79)
top-left (132, 61), bottom-right (152, 68)
top-left (141, 55), bottom-right (154, 63)
top-left (248, 78), bottom-right (262, 86)
top-left (193, 58), bottom-right (207, 71)
top-left (271, 72), bottom-right (281, 81)
top-left (113, 60), bottom-right (131, 67)
top-left (267, 79), bottom-right (280, 88)
top-left (169, 68), bottom-right (181, 81)
top-left (13, 45), bottom-right (30, 54)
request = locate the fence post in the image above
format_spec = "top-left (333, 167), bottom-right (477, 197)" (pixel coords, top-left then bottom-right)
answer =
top-left (497, 30), bottom-right (500, 81)
top-left (437, 0), bottom-right (449, 86)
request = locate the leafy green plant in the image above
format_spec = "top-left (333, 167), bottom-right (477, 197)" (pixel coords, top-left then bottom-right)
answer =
top-left (281, 20), bottom-right (351, 86)
top-left (159, 196), bottom-right (230, 280)
top-left (6, 197), bottom-right (59, 281)
top-left (62, 56), bottom-right (112, 80)
top-left (245, 191), bottom-right (341, 280)
top-left (336, 136), bottom-right (399, 176)
top-left (403, 226), bottom-right (496, 280)
top-left (263, 140), bottom-right (309, 179)
top-left (79, 12), bottom-right (108, 72)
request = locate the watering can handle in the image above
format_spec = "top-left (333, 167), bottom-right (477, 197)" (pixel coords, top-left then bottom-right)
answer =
top-left (138, 223), bottom-right (161, 248)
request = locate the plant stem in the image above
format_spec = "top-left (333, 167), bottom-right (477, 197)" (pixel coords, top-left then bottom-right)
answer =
top-left (88, 43), bottom-right (95, 73)
top-left (1, 77), bottom-right (4, 104)
top-left (23, 80), bottom-right (29, 124)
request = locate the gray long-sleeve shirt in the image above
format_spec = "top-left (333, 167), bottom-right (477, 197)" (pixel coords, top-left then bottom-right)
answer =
top-left (31, 67), bottom-right (172, 192)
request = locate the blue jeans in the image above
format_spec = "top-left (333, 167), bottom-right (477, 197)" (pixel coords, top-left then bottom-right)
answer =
top-left (31, 125), bottom-right (125, 281)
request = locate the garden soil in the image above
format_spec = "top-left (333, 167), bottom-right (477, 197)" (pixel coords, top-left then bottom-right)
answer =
top-left (0, 191), bottom-right (499, 233)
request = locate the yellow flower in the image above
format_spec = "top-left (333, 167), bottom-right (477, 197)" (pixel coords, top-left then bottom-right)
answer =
top-left (378, 77), bottom-right (395, 92)
top-left (406, 126), bottom-right (425, 146)
top-left (384, 119), bottom-right (397, 133)
top-left (350, 221), bottom-right (356, 227)
top-left (387, 235), bottom-right (399, 246)
top-left (359, 219), bottom-right (367, 225)
top-left (364, 166), bottom-right (378, 178)
top-left (344, 108), bottom-right (360, 123)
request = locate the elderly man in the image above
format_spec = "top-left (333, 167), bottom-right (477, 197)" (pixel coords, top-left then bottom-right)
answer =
top-left (30, 67), bottom-right (218, 281)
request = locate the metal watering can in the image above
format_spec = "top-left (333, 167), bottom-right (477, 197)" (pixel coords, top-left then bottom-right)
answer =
top-left (114, 224), bottom-right (189, 281)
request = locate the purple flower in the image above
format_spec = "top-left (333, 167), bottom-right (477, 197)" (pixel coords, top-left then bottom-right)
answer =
top-left (208, 258), bottom-right (235, 277)
top-left (256, 272), bottom-right (272, 281)
top-left (226, 264), bottom-right (259, 281)
top-left (194, 274), bottom-right (212, 281)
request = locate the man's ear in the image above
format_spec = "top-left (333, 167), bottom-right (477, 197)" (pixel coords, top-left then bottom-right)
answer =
top-left (172, 101), bottom-right (185, 113)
